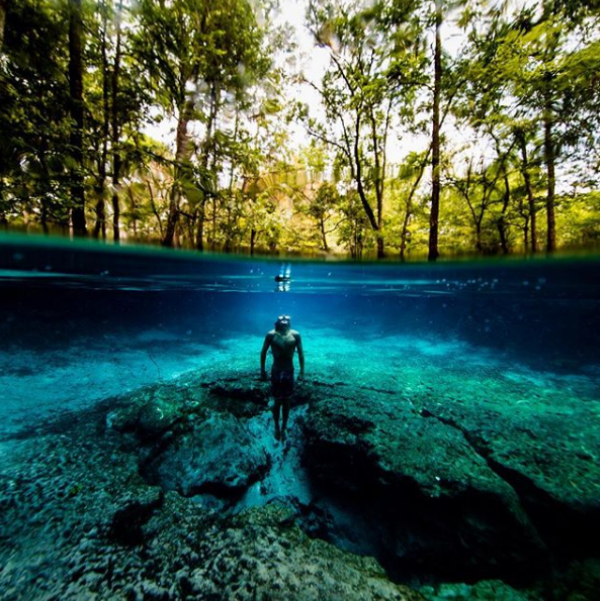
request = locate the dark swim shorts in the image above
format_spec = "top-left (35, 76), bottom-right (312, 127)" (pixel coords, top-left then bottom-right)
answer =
top-left (271, 369), bottom-right (294, 399)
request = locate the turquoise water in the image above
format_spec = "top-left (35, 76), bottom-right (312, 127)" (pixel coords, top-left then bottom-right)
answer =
top-left (1, 234), bottom-right (599, 600)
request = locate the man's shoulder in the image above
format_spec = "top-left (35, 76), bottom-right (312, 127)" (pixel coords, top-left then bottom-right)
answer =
top-left (265, 329), bottom-right (276, 337)
top-left (291, 329), bottom-right (301, 338)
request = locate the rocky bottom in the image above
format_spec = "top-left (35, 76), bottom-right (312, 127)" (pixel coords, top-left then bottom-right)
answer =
top-left (0, 366), bottom-right (599, 600)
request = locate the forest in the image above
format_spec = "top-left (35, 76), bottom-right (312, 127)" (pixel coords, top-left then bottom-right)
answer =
top-left (0, 0), bottom-right (599, 260)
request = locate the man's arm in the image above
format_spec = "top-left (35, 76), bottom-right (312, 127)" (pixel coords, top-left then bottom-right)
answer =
top-left (296, 332), bottom-right (305, 379)
top-left (260, 332), bottom-right (273, 379)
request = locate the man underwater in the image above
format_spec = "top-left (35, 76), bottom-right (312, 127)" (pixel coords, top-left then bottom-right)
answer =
top-left (260, 315), bottom-right (305, 442)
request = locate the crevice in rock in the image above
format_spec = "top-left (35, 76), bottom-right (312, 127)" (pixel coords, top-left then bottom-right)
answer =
top-left (109, 489), bottom-right (164, 547)
top-left (104, 375), bottom-right (599, 591)
top-left (298, 435), bottom-right (545, 587)
top-left (417, 406), bottom-right (600, 561)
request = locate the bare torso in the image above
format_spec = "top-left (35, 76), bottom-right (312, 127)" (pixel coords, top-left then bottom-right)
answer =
top-left (268, 329), bottom-right (300, 372)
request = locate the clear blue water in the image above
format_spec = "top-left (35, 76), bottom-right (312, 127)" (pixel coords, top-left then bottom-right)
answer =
top-left (1, 233), bottom-right (598, 435)
top-left (1, 234), bottom-right (600, 598)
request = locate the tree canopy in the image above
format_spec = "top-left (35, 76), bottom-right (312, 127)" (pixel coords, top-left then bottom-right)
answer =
top-left (0, 0), bottom-right (598, 259)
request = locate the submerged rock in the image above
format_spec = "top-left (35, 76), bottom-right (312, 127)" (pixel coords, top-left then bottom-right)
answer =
top-left (104, 369), bottom-right (600, 584)
top-left (109, 487), bottom-right (164, 546)
top-left (420, 579), bottom-right (541, 601)
top-left (189, 503), bottom-right (425, 601)
top-left (144, 411), bottom-right (269, 498)
top-left (301, 388), bottom-right (545, 581)
top-left (107, 375), bottom-right (273, 502)
top-left (5, 368), bottom-right (596, 599)
top-left (418, 385), bottom-right (600, 557)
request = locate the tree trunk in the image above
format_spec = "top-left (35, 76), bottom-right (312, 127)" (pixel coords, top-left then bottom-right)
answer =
top-left (147, 180), bottom-right (163, 238)
top-left (428, 2), bottom-right (442, 262)
top-left (400, 149), bottom-right (430, 261)
top-left (543, 94), bottom-right (556, 253)
top-left (111, 0), bottom-right (123, 244)
top-left (497, 168), bottom-right (511, 254)
top-left (163, 98), bottom-right (195, 247)
top-left (68, 0), bottom-right (86, 236)
top-left (210, 140), bottom-right (219, 251)
top-left (0, 0), bottom-right (6, 55)
top-left (128, 187), bottom-right (137, 237)
top-left (195, 203), bottom-right (206, 251)
top-left (224, 109), bottom-right (240, 253)
top-left (196, 82), bottom-right (219, 251)
top-left (368, 103), bottom-right (389, 260)
top-left (399, 211), bottom-right (411, 262)
top-left (38, 136), bottom-right (50, 234)
top-left (320, 218), bottom-right (329, 251)
top-left (353, 115), bottom-right (378, 233)
top-left (517, 132), bottom-right (537, 254)
top-left (93, 0), bottom-right (110, 240)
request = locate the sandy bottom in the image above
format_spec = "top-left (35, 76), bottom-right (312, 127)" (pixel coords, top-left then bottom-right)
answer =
top-left (1, 325), bottom-right (598, 440)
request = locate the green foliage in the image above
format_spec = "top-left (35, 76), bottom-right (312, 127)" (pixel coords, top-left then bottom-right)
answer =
top-left (0, 0), bottom-right (598, 257)
top-left (0, 0), bottom-right (72, 229)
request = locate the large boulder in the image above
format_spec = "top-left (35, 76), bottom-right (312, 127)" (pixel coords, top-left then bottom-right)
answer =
top-left (301, 384), bottom-right (546, 581)
top-left (418, 381), bottom-right (600, 557)
top-left (106, 374), bottom-right (273, 501)
top-left (143, 411), bottom-right (270, 498)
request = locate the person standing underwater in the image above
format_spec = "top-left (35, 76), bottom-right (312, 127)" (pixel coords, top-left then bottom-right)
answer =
top-left (260, 315), bottom-right (305, 442)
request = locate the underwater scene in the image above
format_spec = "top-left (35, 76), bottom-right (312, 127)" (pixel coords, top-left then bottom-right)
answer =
top-left (0, 235), bottom-right (599, 601)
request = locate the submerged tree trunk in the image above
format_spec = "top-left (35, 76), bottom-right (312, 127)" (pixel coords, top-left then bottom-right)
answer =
top-left (428, 2), bottom-right (442, 262)
top-left (68, 0), bottom-right (86, 236)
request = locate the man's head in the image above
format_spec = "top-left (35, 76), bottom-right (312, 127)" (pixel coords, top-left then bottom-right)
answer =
top-left (275, 314), bottom-right (291, 332)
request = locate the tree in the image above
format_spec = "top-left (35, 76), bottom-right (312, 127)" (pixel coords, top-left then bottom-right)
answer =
top-left (428, 0), bottom-right (442, 261)
top-left (457, 0), bottom-right (600, 254)
top-left (0, 0), bottom-right (6, 55)
top-left (305, 0), bottom-right (424, 258)
top-left (134, 0), bottom-right (270, 248)
top-left (68, 0), bottom-right (87, 236)
top-left (1, 0), bottom-right (73, 233)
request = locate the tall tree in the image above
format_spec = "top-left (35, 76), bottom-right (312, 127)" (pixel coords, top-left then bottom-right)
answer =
top-left (1, 0), bottom-right (72, 232)
top-left (135, 0), bottom-right (269, 248)
top-left (0, 0), bottom-right (6, 55)
top-left (91, 0), bottom-right (111, 240)
top-left (111, 0), bottom-right (124, 243)
top-left (457, 0), bottom-right (600, 254)
top-left (68, 0), bottom-right (87, 236)
top-left (428, 0), bottom-right (442, 261)
top-left (306, 0), bottom-right (424, 258)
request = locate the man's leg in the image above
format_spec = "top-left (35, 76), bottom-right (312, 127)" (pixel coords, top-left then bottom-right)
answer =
top-left (281, 397), bottom-right (290, 441)
top-left (272, 398), bottom-right (282, 440)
